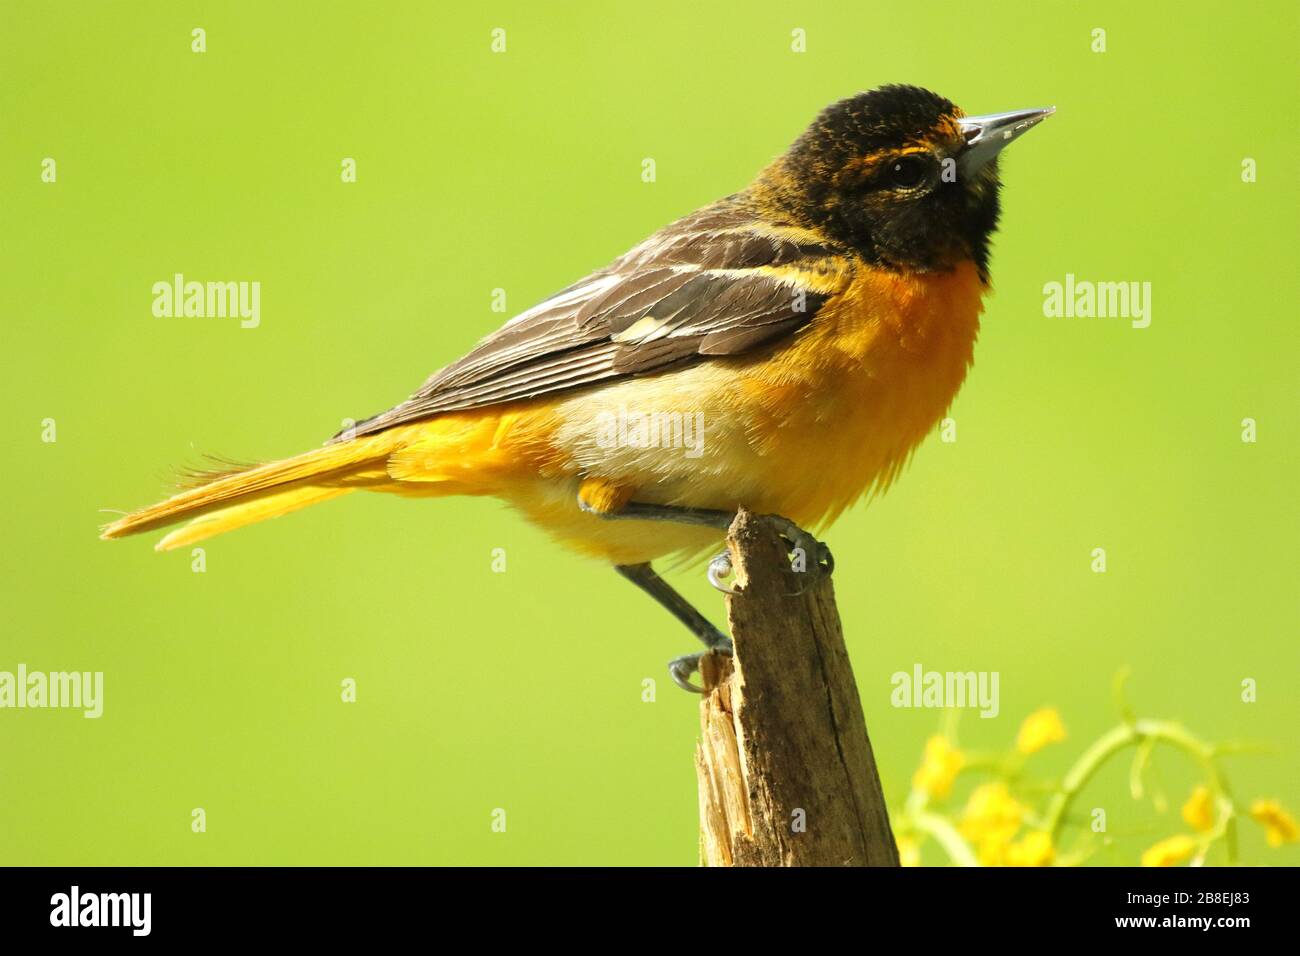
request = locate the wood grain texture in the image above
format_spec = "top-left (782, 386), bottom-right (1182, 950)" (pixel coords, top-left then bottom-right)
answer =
top-left (696, 509), bottom-right (899, 867)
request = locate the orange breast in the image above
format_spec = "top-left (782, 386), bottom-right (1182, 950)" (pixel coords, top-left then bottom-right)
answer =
top-left (734, 259), bottom-right (986, 529)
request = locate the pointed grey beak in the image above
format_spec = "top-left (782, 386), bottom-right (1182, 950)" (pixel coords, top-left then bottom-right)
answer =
top-left (958, 106), bottom-right (1055, 176)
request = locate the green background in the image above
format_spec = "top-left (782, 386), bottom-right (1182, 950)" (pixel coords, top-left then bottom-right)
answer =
top-left (2, 1), bottom-right (1295, 865)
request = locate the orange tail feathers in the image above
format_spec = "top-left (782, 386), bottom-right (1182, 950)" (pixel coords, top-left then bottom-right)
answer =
top-left (99, 432), bottom-right (405, 551)
top-left (101, 407), bottom-right (560, 552)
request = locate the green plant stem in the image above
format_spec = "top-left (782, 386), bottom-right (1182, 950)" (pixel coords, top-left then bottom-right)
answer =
top-left (1043, 719), bottom-right (1238, 864)
top-left (910, 810), bottom-right (980, 867)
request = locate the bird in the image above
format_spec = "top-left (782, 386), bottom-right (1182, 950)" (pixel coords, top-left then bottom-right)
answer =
top-left (102, 85), bottom-right (1053, 691)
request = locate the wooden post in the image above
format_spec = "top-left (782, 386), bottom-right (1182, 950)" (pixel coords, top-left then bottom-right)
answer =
top-left (695, 509), bottom-right (899, 866)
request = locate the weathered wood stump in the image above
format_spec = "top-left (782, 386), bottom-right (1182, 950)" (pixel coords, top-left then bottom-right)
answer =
top-left (695, 509), bottom-right (898, 866)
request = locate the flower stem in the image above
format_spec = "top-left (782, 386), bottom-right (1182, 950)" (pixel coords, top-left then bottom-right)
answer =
top-left (910, 810), bottom-right (980, 867)
top-left (1043, 719), bottom-right (1237, 864)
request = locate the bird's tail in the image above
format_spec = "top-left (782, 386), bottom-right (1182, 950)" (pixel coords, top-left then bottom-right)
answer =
top-left (99, 432), bottom-right (404, 551)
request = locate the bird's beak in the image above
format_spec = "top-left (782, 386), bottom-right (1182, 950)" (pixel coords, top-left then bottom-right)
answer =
top-left (958, 106), bottom-right (1055, 176)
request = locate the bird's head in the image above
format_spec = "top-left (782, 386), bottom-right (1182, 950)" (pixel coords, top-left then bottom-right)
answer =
top-left (763, 85), bottom-right (1053, 279)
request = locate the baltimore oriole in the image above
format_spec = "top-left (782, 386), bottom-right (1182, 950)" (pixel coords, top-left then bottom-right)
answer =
top-left (102, 85), bottom-right (1053, 690)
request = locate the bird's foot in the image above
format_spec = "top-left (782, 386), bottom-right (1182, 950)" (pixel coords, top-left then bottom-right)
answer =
top-left (767, 515), bottom-right (834, 594)
top-left (668, 636), bottom-right (733, 694)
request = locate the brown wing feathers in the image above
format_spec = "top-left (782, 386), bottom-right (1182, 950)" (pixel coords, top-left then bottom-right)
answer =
top-left (340, 200), bottom-right (842, 438)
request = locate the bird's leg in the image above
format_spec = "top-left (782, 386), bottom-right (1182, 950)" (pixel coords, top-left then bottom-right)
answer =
top-left (589, 496), bottom-right (834, 691)
top-left (613, 563), bottom-right (732, 693)
top-left (581, 496), bottom-right (833, 591)
top-left (587, 499), bottom-right (735, 530)
top-left (580, 497), bottom-right (740, 594)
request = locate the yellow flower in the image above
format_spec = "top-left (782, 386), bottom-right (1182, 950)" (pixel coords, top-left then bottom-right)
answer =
top-left (1015, 707), bottom-right (1066, 755)
top-left (1250, 799), bottom-right (1299, 848)
top-left (1005, 830), bottom-right (1054, 867)
top-left (1141, 834), bottom-right (1197, 867)
top-left (959, 782), bottom-right (1024, 865)
top-left (1181, 785), bottom-right (1216, 832)
top-left (911, 735), bottom-right (964, 799)
top-left (897, 836), bottom-right (921, 867)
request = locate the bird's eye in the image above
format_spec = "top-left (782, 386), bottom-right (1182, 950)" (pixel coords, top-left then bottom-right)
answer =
top-left (886, 155), bottom-right (929, 189)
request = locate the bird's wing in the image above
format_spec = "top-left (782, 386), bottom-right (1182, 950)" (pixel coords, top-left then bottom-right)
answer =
top-left (341, 199), bottom-right (847, 438)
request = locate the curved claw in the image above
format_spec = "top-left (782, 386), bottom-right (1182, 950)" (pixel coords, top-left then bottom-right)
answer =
top-left (765, 514), bottom-right (834, 595)
top-left (669, 655), bottom-right (706, 694)
top-left (707, 549), bottom-right (736, 594)
top-left (668, 640), bottom-right (734, 694)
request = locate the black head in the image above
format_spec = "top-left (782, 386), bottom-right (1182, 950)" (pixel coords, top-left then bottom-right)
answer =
top-left (762, 85), bottom-right (1052, 279)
